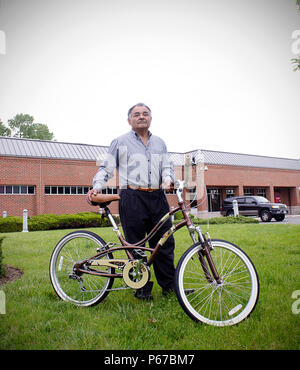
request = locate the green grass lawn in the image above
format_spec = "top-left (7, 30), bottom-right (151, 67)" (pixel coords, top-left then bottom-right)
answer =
top-left (0, 223), bottom-right (300, 350)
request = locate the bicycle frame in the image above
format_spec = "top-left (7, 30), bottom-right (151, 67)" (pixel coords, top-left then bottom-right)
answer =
top-left (74, 181), bottom-right (221, 284)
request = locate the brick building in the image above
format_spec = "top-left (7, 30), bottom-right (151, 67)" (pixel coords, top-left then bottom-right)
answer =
top-left (1, 136), bottom-right (300, 217)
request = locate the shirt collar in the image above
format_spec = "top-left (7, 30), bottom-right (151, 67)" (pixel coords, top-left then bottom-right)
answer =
top-left (131, 129), bottom-right (152, 140)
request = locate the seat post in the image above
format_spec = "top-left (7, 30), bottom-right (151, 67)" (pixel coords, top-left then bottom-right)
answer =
top-left (103, 206), bottom-right (119, 230)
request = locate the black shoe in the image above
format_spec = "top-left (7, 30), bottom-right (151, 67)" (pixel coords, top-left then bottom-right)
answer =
top-left (134, 281), bottom-right (153, 300)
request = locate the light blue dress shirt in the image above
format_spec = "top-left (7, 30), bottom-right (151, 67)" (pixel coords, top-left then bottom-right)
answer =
top-left (93, 130), bottom-right (174, 191)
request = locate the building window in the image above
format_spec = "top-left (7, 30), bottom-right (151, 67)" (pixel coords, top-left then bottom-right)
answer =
top-left (13, 185), bottom-right (20, 194)
top-left (44, 185), bottom-right (120, 195)
top-left (5, 185), bottom-right (12, 194)
top-left (226, 189), bottom-right (235, 198)
top-left (51, 186), bottom-right (58, 194)
top-left (21, 186), bottom-right (27, 194)
top-left (71, 186), bottom-right (77, 195)
top-left (256, 188), bottom-right (266, 197)
top-left (0, 185), bottom-right (35, 195)
top-left (164, 188), bottom-right (177, 195)
top-left (101, 187), bottom-right (118, 195)
top-left (244, 187), bottom-right (254, 196)
top-left (207, 188), bottom-right (221, 212)
top-left (28, 186), bottom-right (35, 194)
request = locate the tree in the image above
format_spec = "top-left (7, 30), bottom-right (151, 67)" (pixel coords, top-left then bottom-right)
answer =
top-left (1, 114), bottom-right (55, 140)
top-left (291, 57), bottom-right (300, 71)
top-left (0, 119), bottom-right (11, 136)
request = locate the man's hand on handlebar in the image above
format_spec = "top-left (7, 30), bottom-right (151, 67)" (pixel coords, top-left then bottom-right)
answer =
top-left (87, 188), bottom-right (99, 205)
top-left (162, 178), bottom-right (174, 193)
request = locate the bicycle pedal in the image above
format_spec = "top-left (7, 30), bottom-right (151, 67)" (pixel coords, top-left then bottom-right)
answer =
top-left (132, 249), bottom-right (147, 260)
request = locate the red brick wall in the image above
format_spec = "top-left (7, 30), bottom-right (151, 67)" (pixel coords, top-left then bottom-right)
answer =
top-left (0, 195), bottom-right (36, 217)
top-left (0, 157), bottom-right (41, 216)
top-left (1, 156), bottom-right (300, 217)
top-left (201, 164), bottom-right (300, 212)
top-left (0, 156), bottom-right (99, 216)
top-left (204, 164), bottom-right (300, 188)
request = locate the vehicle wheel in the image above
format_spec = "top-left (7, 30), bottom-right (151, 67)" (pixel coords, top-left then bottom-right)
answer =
top-left (274, 214), bottom-right (285, 222)
top-left (175, 240), bottom-right (259, 326)
top-left (260, 210), bottom-right (272, 222)
top-left (226, 210), bottom-right (234, 217)
top-left (49, 230), bottom-right (114, 306)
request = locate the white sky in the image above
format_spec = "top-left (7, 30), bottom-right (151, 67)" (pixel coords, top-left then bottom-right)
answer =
top-left (0, 0), bottom-right (300, 159)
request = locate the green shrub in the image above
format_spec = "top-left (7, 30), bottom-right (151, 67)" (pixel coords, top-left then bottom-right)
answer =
top-left (0, 216), bottom-right (23, 233)
top-left (0, 212), bottom-right (119, 233)
top-left (174, 212), bottom-right (194, 220)
top-left (193, 216), bottom-right (259, 224)
top-left (0, 212), bottom-right (256, 234)
top-left (0, 237), bottom-right (5, 277)
top-left (173, 213), bottom-right (258, 224)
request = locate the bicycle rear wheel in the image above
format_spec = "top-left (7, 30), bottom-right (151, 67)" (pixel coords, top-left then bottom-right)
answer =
top-left (49, 230), bottom-right (114, 306)
top-left (175, 239), bottom-right (259, 326)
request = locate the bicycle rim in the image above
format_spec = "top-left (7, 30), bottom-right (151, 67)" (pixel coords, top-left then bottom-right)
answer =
top-left (175, 239), bottom-right (259, 326)
top-left (49, 231), bottom-right (114, 306)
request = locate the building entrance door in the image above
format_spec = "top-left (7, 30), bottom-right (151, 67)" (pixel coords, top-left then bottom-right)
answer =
top-left (207, 188), bottom-right (221, 212)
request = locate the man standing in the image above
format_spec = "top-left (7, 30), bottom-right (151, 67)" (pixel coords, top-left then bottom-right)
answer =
top-left (88, 103), bottom-right (175, 300)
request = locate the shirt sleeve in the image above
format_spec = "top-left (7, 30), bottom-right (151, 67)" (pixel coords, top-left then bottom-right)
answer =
top-left (92, 138), bottom-right (119, 191)
top-left (161, 141), bottom-right (174, 184)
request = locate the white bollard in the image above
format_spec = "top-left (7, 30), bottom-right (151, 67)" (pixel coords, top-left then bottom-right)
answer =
top-left (2, 211), bottom-right (7, 218)
top-left (233, 200), bottom-right (239, 217)
top-left (22, 209), bottom-right (28, 232)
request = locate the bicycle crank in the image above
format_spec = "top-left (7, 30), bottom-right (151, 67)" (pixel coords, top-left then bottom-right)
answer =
top-left (122, 260), bottom-right (150, 289)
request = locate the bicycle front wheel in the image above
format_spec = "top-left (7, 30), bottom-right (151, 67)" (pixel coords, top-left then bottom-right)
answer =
top-left (175, 239), bottom-right (259, 326)
top-left (49, 230), bottom-right (114, 306)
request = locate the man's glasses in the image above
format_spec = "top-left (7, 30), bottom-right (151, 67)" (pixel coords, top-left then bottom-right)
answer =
top-left (131, 111), bottom-right (151, 118)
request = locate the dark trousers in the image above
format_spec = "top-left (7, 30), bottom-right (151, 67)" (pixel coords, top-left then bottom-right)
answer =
top-left (119, 189), bottom-right (175, 290)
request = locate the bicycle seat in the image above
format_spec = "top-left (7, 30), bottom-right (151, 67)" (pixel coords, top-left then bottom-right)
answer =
top-left (90, 193), bottom-right (120, 207)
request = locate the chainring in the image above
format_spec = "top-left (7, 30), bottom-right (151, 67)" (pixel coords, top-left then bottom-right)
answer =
top-left (122, 260), bottom-right (150, 289)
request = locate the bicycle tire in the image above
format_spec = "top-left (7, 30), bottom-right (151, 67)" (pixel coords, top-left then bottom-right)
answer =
top-left (175, 239), bottom-right (259, 326)
top-left (49, 230), bottom-right (114, 306)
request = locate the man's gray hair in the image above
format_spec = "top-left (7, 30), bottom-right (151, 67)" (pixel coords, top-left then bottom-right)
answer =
top-left (128, 103), bottom-right (152, 118)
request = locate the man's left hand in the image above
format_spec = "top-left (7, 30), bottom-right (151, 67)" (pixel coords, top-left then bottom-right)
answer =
top-left (162, 179), bottom-right (173, 193)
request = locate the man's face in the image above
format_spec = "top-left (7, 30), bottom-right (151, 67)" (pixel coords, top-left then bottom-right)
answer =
top-left (128, 105), bottom-right (152, 131)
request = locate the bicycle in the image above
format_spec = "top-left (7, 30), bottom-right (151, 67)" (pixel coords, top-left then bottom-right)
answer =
top-left (49, 180), bottom-right (259, 327)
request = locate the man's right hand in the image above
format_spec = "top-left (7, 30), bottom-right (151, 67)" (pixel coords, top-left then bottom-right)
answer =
top-left (162, 178), bottom-right (174, 193)
top-left (87, 189), bottom-right (99, 205)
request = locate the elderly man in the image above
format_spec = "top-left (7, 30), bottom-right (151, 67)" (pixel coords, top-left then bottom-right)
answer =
top-left (88, 103), bottom-right (175, 300)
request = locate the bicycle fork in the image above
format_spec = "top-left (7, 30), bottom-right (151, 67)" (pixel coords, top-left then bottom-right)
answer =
top-left (190, 226), bottom-right (222, 285)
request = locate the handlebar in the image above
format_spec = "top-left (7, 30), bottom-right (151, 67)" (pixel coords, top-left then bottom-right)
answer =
top-left (88, 180), bottom-right (187, 207)
top-left (175, 180), bottom-right (185, 203)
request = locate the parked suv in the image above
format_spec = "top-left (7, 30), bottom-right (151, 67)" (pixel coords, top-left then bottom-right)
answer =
top-left (220, 196), bottom-right (288, 222)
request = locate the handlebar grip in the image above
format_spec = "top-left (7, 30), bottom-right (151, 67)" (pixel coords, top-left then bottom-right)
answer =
top-left (174, 180), bottom-right (185, 189)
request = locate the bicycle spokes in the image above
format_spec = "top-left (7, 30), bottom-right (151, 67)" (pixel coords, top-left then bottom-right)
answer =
top-left (50, 231), bottom-right (114, 306)
top-left (175, 240), bottom-right (259, 326)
